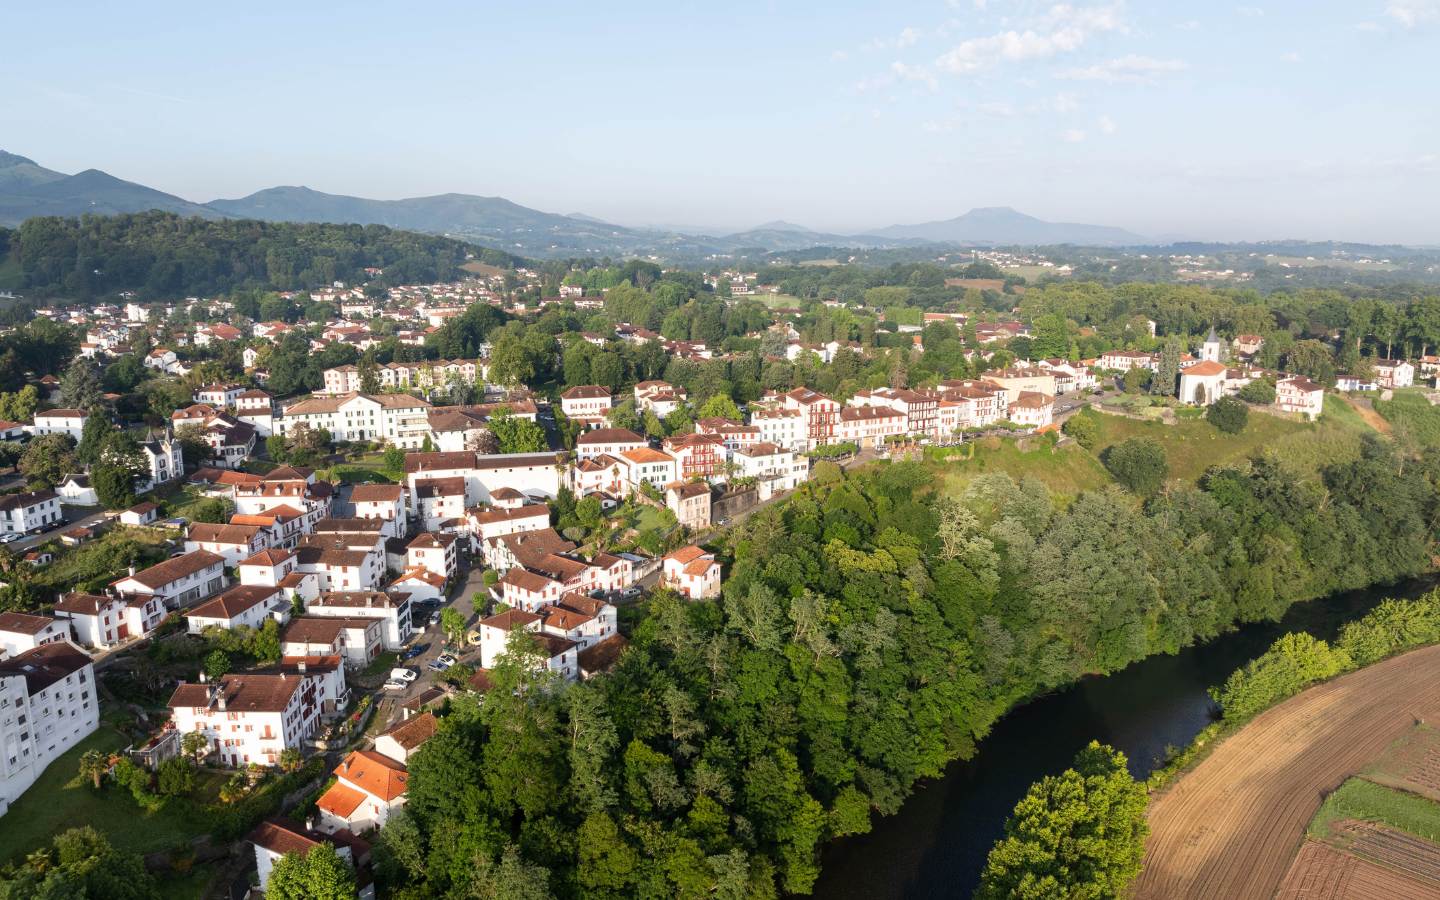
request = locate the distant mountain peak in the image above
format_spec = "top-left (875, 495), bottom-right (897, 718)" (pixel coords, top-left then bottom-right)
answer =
top-left (0, 151), bottom-right (39, 169)
top-left (873, 206), bottom-right (1144, 246)
top-left (750, 219), bottom-right (815, 234)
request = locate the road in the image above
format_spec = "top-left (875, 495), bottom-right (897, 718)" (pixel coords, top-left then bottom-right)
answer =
top-left (369, 554), bottom-right (488, 732)
top-left (7, 505), bottom-right (112, 553)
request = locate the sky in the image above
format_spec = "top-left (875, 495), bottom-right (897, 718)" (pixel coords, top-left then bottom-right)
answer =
top-left (4, 1), bottom-right (1440, 243)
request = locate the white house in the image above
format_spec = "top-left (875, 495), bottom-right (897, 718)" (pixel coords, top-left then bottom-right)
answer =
top-left (29, 409), bottom-right (87, 441)
top-left (281, 616), bottom-right (384, 669)
top-left (185, 523), bottom-right (271, 569)
top-left (575, 428), bottom-right (648, 462)
top-left (316, 749), bottom-right (409, 834)
top-left (0, 642), bottom-right (99, 816)
top-left (559, 385), bottom-right (613, 428)
top-left (1373, 358), bottom-right (1415, 389)
top-left (168, 671), bottom-right (322, 768)
top-left (305, 592), bottom-right (413, 650)
top-left (0, 490), bottom-right (62, 535)
top-left (278, 393), bottom-right (433, 448)
top-left (248, 820), bottom-right (372, 898)
top-left (1007, 392), bottom-right (1055, 429)
top-left (0, 612), bottom-right (72, 659)
top-left (138, 433), bottom-right (184, 491)
top-left (373, 711), bottom-right (435, 765)
top-left (1276, 376), bottom-right (1325, 419)
top-left (617, 447), bottom-right (678, 493)
top-left (412, 477), bottom-right (466, 532)
top-left (111, 550), bottom-right (227, 610)
top-left (184, 585), bottom-right (290, 634)
top-left (661, 545), bottom-right (721, 600)
top-left (52, 592), bottom-right (151, 650)
top-left (349, 484), bottom-right (407, 536)
top-left (56, 475), bottom-right (98, 507)
top-left (405, 532), bottom-right (458, 581)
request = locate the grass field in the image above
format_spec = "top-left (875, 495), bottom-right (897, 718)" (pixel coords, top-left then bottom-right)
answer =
top-left (0, 727), bottom-right (215, 865)
top-left (1002, 264), bottom-right (1066, 281)
top-left (756, 292), bottom-right (809, 308)
top-left (1374, 392), bottom-right (1440, 446)
top-left (939, 437), bottom-right (1112, 502)
top-left (1310, 777), bottom-right (1440, 843)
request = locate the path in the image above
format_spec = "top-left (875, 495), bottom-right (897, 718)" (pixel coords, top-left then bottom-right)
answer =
top-left (1136, 643), bottom-right (1440, 899)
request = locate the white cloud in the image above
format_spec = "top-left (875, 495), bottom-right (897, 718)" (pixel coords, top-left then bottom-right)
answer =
top-left (1050, 91), bottom-right (1081, 112)
top-left (831, 49), bottom-right (850, 62)
top-left (1098, 114), bottom-right (1117, 134)
top-left (1387, 0), bottom-right (1440, 27)
top-left (1058, 54), bottom-right (1188, 82)
top-left (1236, 6), bottom-right (1264, 16)
top-left (1176, 19), bottom-right (1201, 30)
top-left (892, 61), bottom-right (939, 90)
top-left (1062, 128), bottom-right (1087, 143)
top-left (897, 26), bottom-right (923, 48)
top-left (867, 26), bottom-right (925, 52)
top-left (933, 2), bottom-right (1125, 75)
top-left (976, 100), bottom-right (1018, 117)
top-left (1279, 50), bottom-right (1301, 62)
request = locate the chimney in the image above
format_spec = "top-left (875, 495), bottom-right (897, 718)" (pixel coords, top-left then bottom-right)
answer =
top-left (128, 565), bottom-right (136, 577)
top-left (297, 660), bottom-right (306, 673)
top-left (199, 671), bottom-right (207, 684)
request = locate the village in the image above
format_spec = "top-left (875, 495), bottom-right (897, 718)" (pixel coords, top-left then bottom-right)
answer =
top-left (0, 265), bottom-right (1428, 897)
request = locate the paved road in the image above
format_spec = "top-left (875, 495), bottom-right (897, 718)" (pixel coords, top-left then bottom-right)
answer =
top-left (7, 505), bottom-right (112, 553)
top-left (370, 555), bottom-right (487, 731)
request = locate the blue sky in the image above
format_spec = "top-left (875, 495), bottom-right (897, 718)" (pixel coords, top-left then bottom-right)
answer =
top-left (5, 1), bottom-right (1439, 242)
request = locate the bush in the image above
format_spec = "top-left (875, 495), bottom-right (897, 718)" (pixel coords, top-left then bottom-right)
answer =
top-left (1061, 412), bottom-right (1099, 449)
top-left (1103, 438), bottom-right (1168, 497)
top-left (1335, 592), bottom-right (1440, 667)
top-left (1206, 396), bottom-right (1249, 434)
top-left (1210, 632), bottom-right (1352, 721)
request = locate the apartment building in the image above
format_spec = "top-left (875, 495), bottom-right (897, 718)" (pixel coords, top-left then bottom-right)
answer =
top-left (0, 642), bottom-right (99, 815)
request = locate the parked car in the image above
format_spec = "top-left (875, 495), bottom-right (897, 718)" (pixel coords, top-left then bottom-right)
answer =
top-left (621, 587), bottom-right (643, 599)
top-left (428, 611), bottom-right (441, 627)
top-left (382, 680), bottom-right (406, 691)
top-left (0, 533), bottom-right (21, 544)
top-left (435, 653), bottom-right (457, 668)
top-left (389, 668), bottom-right (418, 683)
top-left (401, 643), bottom-right (429, 661)
top-left (426, 660), bottom-right (448, 672)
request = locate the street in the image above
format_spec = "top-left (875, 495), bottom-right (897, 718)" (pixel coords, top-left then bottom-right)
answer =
top-left (6, 504), bottom-right (113, 554)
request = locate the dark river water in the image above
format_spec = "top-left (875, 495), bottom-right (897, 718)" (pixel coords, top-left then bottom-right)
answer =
top-left (811, 576), bottom-right (1439, 900)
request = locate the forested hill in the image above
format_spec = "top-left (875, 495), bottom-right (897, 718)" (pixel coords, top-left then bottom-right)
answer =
top-left (0, 212), bottom-right (526, 300)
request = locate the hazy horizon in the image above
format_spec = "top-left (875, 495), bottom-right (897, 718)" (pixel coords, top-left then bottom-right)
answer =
top-left (6, 0), bottom-right (1439, 244)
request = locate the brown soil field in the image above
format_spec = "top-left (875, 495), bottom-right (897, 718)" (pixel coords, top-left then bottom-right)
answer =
top-left (1337, 820), bottom-right (1440, 884)
top-left (1275, 839), bottom-right (1440, 900)
top-left (1364, 724), bottom-right (1440, 801)
top-left (1135, 643), bottom-right (1440, 899)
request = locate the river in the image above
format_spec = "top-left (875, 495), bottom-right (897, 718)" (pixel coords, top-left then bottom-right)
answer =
top-left (811, 575), bottom-right (1439, 899)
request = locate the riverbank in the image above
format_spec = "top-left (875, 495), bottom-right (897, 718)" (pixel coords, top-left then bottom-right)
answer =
top-left (1135, 641), bottom-right (1440, 898)
top-left (811, 575), bottom-right (1440, 900)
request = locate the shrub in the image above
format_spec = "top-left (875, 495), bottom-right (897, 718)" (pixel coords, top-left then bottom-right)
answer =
top-left (1238, 378), bottom-right (1276, 405)
top-left (1206, 396), bottom-right (1249, 434)
top-left (1335, 592), bottom-right (1440, 667)
top-left (1061, 412), bottom-right (1099, 449)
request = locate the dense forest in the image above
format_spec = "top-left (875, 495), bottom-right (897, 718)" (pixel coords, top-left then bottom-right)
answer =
top-left (0, 212), bottom-right (522, 300)
top-left (377, 430), bottom-right (1440, 898)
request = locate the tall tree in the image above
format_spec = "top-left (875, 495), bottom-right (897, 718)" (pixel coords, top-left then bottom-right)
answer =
top-left (59, 357), bottom-right (104, 410)
top-left (266, 844), bottom-right (356, 900)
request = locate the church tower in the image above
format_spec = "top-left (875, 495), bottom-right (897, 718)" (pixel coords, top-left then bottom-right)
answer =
top-left (1201, 326), bottom-right (1223, 363)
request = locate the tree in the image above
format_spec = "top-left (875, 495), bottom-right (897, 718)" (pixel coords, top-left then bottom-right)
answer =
top-left (181, 730), bottom-right (209, 763)
top-left (278, 747), bottom-right (304, 773)
top-left (0, 385), bottom-right (39, 423)
top-left (490, 413), bottom-right (546, 454)
top-left (19, 433), bottom-right (78, 489)
top-left (59, 357), bottom-right (104, 410)
top-left (156, 757), bottom-right (195, 796)
top-left (1061, 412), bottom-right (1099, 450)
top-left (266, 844), bottom-right (356, 900)
top-left (74, 409), bottom-right (112, 466)
top-left (1206, 396), bottom-right (1249, 434)
top-left (1238, 377), bottom-right (1276, 405)
top-left (440, 607), bottom-right (466, 644)
top-left (204, 649), bottom-right (231, 681)
top-left (1151, 337), bottom-right (1181, 396)
top-left (697, 394), bottom-right (742, 422)
top-left (1103, 438), bottom-right (1168, 497)
top-left (1284, 339), bottom-right (1337, 387)
top-left (77, 749), bottom-right (108, 790)
top-left (976, 742), bottom-right (1148, 900)
top-left (266, 433), bottom-right (289, 462)
top-left (92, 432), bottom-right (148, 509)
top-left (174, 424), bottom-right (211, 468)
top-left (381, 446), bottom-right (406, 475)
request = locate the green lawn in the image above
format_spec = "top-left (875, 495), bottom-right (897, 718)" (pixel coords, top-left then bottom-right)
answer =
top-left (939, 437), bottom-right (1112, 503)
top-left (30, 527), bottom-right (174, 596)
top-left (0, 727), bottom-right (212, 865)
top-left (362, 650), bottom-right (400, 678)
top-left (1308, 777), bottom-right (1440, 843)
top-left (1374, 391), bottom-right (1440, 447)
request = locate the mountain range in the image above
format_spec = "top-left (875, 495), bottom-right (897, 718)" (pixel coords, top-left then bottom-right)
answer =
top-left (0, 150), bottom-right (1148, 258)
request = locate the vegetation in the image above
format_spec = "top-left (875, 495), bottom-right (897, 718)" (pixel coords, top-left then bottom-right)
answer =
top-left (5, 211), bottom-right (484, 299)
top-left (382, 418), bottom-right (1440, 897)
top-left (1102, 437), bottom-right (1168, 496)
top-left (976, 743), bottom-right (1148, 900)
top-left (0, 826), bottom-right (158, 899)
top-left (1309, 777), bottom-right (1440, 842)
top-left (1212, 588), bottom-right (1440, 723)
top-left (1206, 396), bottom-right (1249, 434)
top-left (266, 843), bottom-right (356, 900)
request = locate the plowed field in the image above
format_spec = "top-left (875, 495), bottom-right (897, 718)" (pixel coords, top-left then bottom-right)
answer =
top-left (1135, 643), bottom-right (1440, 899)
top-left (1275, 838), bottom-right (1440, 900)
